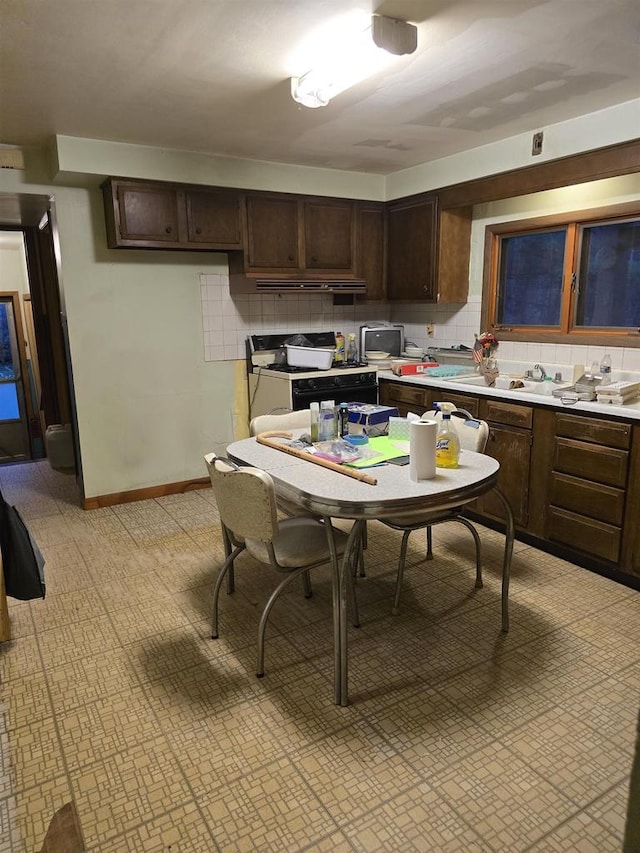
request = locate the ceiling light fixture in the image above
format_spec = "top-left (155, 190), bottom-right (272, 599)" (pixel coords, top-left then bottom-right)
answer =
top-left (291, 14), bottom-right (418, 109)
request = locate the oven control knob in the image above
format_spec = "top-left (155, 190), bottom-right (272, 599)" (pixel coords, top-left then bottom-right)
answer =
top-left (333, 376), bottom-right (342, 386)
top-left (307, 379), bottom-right (316, 390)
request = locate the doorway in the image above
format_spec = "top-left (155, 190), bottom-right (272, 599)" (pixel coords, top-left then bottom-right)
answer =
top-left (0, 292), bottom-right (33, 462)
top-left (0, 193), bottom-right (76, 477)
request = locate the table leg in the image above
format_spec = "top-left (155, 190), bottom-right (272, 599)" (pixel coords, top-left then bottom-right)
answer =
top-left (339, 519), bottom-right (365, 706)
top-left (492, 486), bottom-right (513, 633)
top-left (323, 517), bottom-right (365, 706)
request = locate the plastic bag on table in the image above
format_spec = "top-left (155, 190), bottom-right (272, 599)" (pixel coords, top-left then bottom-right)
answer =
top-left (310, 439), bottom-right (379, 465)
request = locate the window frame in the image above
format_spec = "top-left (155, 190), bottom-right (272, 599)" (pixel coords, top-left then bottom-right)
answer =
top-left (481, 201), bottom-right (640, 348)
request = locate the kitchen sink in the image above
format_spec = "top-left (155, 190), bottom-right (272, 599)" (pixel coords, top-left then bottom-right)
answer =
top-left (441, 373), bottom-right (575, 396)
top-left (441, 374), bottom-right (488, 386)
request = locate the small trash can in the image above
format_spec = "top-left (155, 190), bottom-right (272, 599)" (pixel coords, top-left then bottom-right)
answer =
top-left (45, 424), bottom-right (74, 470)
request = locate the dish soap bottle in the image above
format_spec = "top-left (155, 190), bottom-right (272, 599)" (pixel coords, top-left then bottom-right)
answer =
top-left (435, 412), bottom-right (460, 468)
top-left (599, 353), bottom-right (612, 385)
top-left (334, 332), bottom-right (345, 363)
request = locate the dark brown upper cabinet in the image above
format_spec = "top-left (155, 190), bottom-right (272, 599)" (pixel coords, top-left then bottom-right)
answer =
top-left (102, 178), bottom-right (243, 250)
top-left (356, 202), bottom-right (386, 301)
top-left (386, 195), bottom-right (472, 303)
top-left (387, 195), bottom-right (438, 300)
top-left (303, 198), bottom-right (354, 271)
top-left (244, 195), bottom-right (301, 271)
top-left (239, 192), bottom-right (355, 277)
top-left (184, 188), bottom-right (243, 247)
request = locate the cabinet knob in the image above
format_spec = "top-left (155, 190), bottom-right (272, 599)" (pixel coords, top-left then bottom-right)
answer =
top-left (311, 255), bottom-right (318, 262)
top-left (165, 226), bottom-right (173, 234)
top-left (423, 285), bottom-right (428, 293)
top-left (195, 227), bottom-right (202, 235)
top-left (288, 254), bottom-right (294, 261)
top-left (488, 430), bottom-right (496, 441)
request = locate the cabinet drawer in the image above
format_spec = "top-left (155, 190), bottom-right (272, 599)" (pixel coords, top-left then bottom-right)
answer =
top-left (554, 437), bottom-right (628, 487)
top-left (547, 506), bottom-right (621, 563)
top-left (436, 391), bottom-right (479, 417)
top-left (480, 399), bottom-right (532, 428)
top-left (549, 472), bottom-right (625, 526)
top-left (382, 382), bottom-right (428, 408)
top-left (555, 413), bottom-right (631, 449)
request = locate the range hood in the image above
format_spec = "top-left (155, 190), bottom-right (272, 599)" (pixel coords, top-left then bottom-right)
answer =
top-left (254, 279), bottom-right (366, 293)
top-left (230, 274), bottom-right (367, 294)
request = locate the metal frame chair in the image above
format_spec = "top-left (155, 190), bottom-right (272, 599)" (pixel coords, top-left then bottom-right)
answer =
top-left (204, 452), bottom-right (359, 677)
top-left (382, 407), bottom-right (490, 614)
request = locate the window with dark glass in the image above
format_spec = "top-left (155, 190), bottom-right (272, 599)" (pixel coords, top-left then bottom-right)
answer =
top-left (575, 219), bottom-right (640, 329)
top-left (485, 209), bottom-right (640, 343)
top-left (497, 230), bottom-right (566, 327)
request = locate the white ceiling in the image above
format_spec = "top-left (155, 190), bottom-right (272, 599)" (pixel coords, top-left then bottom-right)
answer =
top-left (0, 0), bottom-right (639, 175)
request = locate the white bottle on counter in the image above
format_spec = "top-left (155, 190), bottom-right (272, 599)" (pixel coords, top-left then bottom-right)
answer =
top-left (319, 400), bottom-right (335, 441)
top-left (600, 353), bottom-right (612, 385)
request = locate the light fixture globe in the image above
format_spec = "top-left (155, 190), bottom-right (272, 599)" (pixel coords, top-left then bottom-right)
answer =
top-left (290, 14), bottom-right (417, 109)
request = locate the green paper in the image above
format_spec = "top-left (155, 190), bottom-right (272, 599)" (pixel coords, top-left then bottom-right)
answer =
top-left (345, 436), bottom-right (410, 468)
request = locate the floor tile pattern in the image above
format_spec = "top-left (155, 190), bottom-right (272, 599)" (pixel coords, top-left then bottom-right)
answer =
top-left (0, 461), bottom-right (638, 851)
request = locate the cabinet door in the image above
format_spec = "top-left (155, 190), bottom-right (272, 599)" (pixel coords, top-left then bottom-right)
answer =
top-left (357, 203), bottom-right (386, 300)
top-left (477, 423), bottom-right (532, 527)
top-left (303, 199), bottom-right (354, 271)
top-left (379, 380), bottom-right (430, 416)
top-left (387, 196), bottom-right (437, 300)
top-left (116, 184), bottom-right (181, 245)
top-left (185, 189), bottom-right (242, 248)
top-left (245, 196), bottom-right (300, 270)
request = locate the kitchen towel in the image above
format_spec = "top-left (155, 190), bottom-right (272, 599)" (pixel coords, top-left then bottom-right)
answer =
top-left (409, 419), bottom-right (437, 482)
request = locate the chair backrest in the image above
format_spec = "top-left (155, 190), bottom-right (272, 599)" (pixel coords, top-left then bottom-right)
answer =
top-left (420, 406), bottom-right (489, 453)
top-left (204, 452), bottom-right (278, 542)
top-left (250, 409), bottom-right (311, 436)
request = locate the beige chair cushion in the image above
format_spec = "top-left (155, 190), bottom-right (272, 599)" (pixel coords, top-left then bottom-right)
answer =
top-left (247, 516), bottom-right (348, 568)
top-left (250, 410), bottom-right (311, 436)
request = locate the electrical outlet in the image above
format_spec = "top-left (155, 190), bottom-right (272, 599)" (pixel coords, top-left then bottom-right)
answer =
top-left (532, 131), bottom-right (543, 156)
top-left (426, 323), bottom-right (434, 337)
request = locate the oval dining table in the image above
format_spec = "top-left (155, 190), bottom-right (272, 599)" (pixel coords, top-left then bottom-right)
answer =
top-left (226, 434), bottom-right (513, 706)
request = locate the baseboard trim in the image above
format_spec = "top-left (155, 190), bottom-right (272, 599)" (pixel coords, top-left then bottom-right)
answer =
top-left (83, 477), bottom-right (211, 509)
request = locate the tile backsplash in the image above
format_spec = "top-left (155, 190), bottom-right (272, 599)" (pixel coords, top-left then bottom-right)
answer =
top-left (201, 273), bottom-right (640, 372)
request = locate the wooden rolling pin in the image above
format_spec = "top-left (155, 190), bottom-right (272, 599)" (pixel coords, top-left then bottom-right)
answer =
top-left (256, 432), bottom-right (377, 485)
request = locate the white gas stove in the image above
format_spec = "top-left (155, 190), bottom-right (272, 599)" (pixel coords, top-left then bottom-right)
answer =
top-left (247, 332), bottom-right (378, 418)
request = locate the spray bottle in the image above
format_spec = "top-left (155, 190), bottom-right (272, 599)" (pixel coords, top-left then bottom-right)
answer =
top-left (434, 402), bottom-right (460, 468)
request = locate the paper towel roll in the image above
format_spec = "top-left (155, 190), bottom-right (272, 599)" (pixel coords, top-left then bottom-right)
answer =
top-left (409, 419), bottom-right (437, 482)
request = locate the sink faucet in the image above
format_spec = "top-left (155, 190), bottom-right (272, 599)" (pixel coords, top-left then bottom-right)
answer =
top-left (532, 364), bottom-right (547, 381)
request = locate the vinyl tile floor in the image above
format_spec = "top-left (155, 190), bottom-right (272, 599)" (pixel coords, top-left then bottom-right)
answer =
top-left (0, 461), bottom-right (638, 851)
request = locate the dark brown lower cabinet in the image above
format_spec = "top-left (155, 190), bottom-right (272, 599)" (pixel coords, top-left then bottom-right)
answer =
top-left (544, 413), bottom-right (632, 567)
top-left (475, 421), bottom-right (532, 527)
top-left (379, 379), bottom-right (640, 583)
top-left (379, 380), bottom-right (430, 417)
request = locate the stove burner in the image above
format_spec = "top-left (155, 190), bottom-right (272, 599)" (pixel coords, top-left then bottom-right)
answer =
top-left (266, 361), bottom-right (368, 373)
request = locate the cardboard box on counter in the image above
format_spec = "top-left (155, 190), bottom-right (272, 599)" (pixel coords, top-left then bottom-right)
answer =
top-left (347, 403), bottom-right (399, 437)
top-left (391, 362), bottom-right (438, 376)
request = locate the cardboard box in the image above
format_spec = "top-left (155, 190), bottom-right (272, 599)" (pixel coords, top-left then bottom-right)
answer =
top-left (394, 362), bottom-right (439, 376)
top-left (347, 403), bottom-right (399, 437)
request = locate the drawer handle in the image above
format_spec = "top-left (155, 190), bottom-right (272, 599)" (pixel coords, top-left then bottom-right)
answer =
top-left (311, 255), bottom-right (318, 262)
top-left (288, 254), bottom-right (294, 261)
top-left (165, 226), bottom-right (173, 234)
top-left (195, 227), bottom-right (202, 235)
top-left (488, 430), bottom-right (496, 442)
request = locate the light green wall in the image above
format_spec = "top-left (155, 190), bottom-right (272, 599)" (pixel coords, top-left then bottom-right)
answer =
top-left (0, 159), bottom-right (243, 499)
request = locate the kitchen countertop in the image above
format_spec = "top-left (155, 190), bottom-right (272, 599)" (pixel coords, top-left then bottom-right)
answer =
top-left (377, 369), bottom-right (640, 422)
